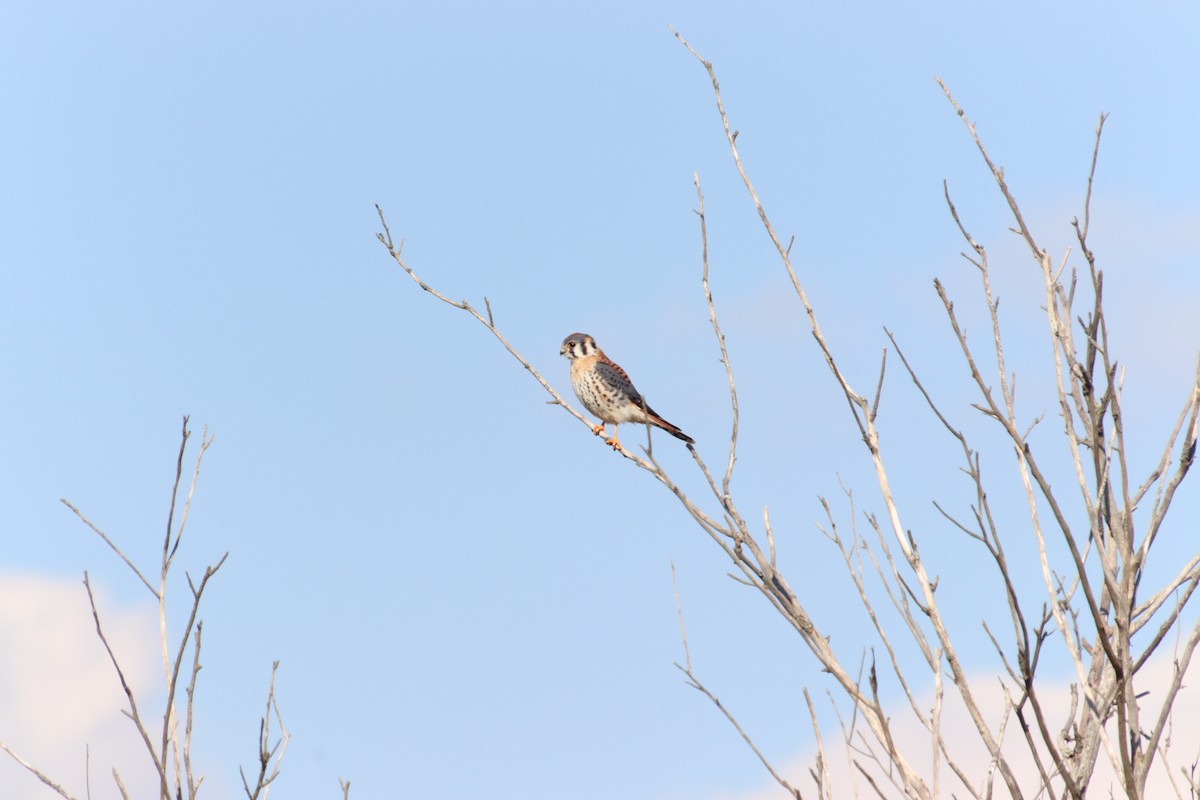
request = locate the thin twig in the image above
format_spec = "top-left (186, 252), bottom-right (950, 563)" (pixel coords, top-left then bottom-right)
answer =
top-left (675, 663), bottom-right (802, 798)
top-left (59, 500), bottom-right (157, 597)
top-left (670, 562), bottom-right (692, 673)
top-left (111, 769), bottom-right (129, 800)
top-left (693, 172), bottom-right (740, 498)
top-left (803, 689), bottom-right (831, 800)
top-left (83, 572), bottom-right (170, 798)
top-left (377, 205), bottom-right (650, 465)
top-left (184, 621), bottom-right (203, 798)
top-left (0, 741), bottom-right (80, 800)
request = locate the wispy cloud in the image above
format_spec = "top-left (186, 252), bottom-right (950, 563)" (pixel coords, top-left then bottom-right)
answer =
top-left (693, 651), bottom-right (1200, 799)
top-left (0, 573), bottom-right (161, 800)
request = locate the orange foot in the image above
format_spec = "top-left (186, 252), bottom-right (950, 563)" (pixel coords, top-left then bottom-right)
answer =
top-left (590, 424), bottom-right (607, 437)
top-left (604, 431), bottom-right (623, 451)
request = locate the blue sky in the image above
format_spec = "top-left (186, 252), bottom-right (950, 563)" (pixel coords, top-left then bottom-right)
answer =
top-left (3, 3), bottom-right (1199, 798)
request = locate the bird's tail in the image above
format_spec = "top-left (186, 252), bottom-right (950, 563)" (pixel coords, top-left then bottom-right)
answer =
top-left (650, 414), bottom-right (695, 445)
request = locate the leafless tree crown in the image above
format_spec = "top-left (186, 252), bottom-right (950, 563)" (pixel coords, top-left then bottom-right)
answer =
top-left (376, 32), bottom-right (1200, 800)
top-left (1, 419), bottom-right (300, 800)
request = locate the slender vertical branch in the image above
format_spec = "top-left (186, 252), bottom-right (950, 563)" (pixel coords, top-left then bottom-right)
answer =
top-left (83, 572), bottom-right (171, 799)
top-left (693, 172), bottom-right (740, 500)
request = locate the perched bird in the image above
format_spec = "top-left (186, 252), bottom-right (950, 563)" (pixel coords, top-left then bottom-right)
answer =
top-left (560, 332), bottom-right (694, 451)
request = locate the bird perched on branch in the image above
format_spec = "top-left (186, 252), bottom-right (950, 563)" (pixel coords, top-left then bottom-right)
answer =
top-left (560, 332), bottom-right (694, 451)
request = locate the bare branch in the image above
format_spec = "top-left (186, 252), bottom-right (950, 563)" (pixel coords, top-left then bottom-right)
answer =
top-left (59, 499), bottom-right (157, 598)
top-left (1072, 112), bottom-right (1109, 250)
top-left (163, 415), bottom-right (192, 570)
top-left (802, 689), bottom-right (831, 800)
top-left (162, 554), bottom-right (228, 796)
top-left (672, 28), bottom-right (871, 451)
top-left (870, 348), bottom-right (887, 422)
top-left (0, 741), bottom-right (80, 800)
top-left (675, 662), bottom-right (802, 799)
top-left (239, 661), bottom-right (289, 800)
top-left (83, 572), bottom-right (170, 798)
top-left (670, 562), bottom-right (692, 674)
top-left (693, 172), bottom-right (740, 500)
top-left (937, 79), bottom-right (1044, 261)
top-left (184, 621), bottom-right (203, 798)
top-left (1141, 618), bottom-right (1200, 790)
top-left (112, 768), bottom-right (129, 800)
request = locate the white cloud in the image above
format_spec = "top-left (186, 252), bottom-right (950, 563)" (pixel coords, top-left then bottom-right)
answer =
top-left (704, 649), bottom-right (1200, 799)
top-left (0, 572), bottom-right (163, 800)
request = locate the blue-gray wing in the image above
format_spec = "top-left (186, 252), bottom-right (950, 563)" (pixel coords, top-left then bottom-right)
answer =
top-left (595, 360), bottom-right (641, 403)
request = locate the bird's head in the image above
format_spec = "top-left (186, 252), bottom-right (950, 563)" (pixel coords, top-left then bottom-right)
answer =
top-left (560, 333), bottom-right (598, 360)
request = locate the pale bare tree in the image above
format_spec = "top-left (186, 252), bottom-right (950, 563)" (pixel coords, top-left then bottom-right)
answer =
top-left (1, 418), bottom-right (297, 800)
top-left (376, 32), bottom-right (1200, 800)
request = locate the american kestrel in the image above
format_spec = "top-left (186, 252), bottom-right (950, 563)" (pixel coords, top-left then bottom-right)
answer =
top-left (560, 332), bottom-right (695, 451)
